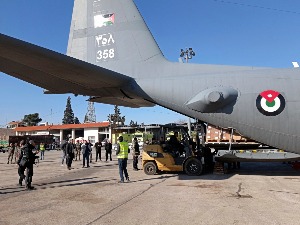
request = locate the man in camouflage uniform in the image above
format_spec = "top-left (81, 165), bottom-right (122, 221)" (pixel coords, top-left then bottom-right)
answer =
top-left (75, 140), bottom-right (81, 161)
top-left (7, 143), bottom-right (15, 164)
top-left (14, 143), bottom-right (20, 164)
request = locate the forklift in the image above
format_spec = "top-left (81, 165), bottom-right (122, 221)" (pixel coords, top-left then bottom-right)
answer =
top-left (142, 123), bottom-right (212, 176)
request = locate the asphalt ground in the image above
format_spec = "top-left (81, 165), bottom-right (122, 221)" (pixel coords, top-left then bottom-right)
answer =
top-left (0, 150), bottom-right (300, 225)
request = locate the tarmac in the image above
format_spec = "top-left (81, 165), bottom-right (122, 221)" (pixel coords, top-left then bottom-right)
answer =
top-left (0, 149), bottom-right (300, 225)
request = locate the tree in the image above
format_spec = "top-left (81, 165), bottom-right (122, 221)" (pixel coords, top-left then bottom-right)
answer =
top-left (62, 96), bottom-right (75, 124)
top-left (74, 117), bottom-right (80, 124)
top-left (129, 120), bottom-right (138, 127)
top-left (108, 105), bottom-right (125, 126)
top-left (22, 113), bottom-right (42, 126)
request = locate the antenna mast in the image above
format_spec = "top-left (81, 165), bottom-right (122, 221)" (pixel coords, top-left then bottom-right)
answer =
top-left (84, 101), bottom-right (96, 123)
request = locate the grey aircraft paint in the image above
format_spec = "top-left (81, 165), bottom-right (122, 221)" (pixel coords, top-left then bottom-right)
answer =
top-left (0, 0), bottom-right (300, 153)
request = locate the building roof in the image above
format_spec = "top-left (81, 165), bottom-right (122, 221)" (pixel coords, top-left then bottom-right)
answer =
top-left (15, 122), bottom-right (109, 132)
top-left (8, 121), bottom-right (19, 125)
top-left (8, 121), bottom-right (25, 125)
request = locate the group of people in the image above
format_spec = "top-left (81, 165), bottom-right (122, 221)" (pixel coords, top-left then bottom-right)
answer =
top-left (59, 136), bottom-right (142, 184)
top-left (7, 142), bottom-right (21, 164)
top-left (60, 136), bottom-right (141, 183)
top-left (61, 139), bottom-right (113, 170)
top-left (5, 136), bottom-right (141, 189)
top-left (7, 141), bottom-right (46, 165)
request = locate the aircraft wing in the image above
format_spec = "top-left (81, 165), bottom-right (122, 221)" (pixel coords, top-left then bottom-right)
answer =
top-left (0, 34), bottom-right (154, 108)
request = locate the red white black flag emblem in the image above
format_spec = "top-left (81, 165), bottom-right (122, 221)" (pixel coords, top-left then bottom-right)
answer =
top-left (256, 90), bottom-right (285, 116)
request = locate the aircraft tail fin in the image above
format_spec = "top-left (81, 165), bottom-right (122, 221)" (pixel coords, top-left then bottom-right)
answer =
top-left (67, 0), bottom-right (165, 73)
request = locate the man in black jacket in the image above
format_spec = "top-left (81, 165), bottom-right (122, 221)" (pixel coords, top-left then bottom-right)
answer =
top-left (132, 138), bottom-right (140, 171)
top-left (82, 140), bottom-right (91, 168)
top-left (17, 140), bottom-right (26, 186)
top-left (66, 139), bottom-right (74, 170)
top-left (18, 140), bottom-right (39, 190)
top-left (105, 139), bottom-right (112, 161)
top-left (95, 141), bottom-right (102, 162)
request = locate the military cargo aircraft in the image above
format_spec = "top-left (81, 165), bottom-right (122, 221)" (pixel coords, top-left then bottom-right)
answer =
top-left (0, 0), bottom-right (300, 154)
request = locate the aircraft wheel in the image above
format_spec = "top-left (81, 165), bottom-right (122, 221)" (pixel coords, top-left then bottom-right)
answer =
top-left (184, 158), bottom-right (203, 176)
top-left (144, 161), bottom-right (157, 175)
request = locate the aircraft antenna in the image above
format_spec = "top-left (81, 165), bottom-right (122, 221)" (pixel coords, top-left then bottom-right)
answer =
top-left (84, 101), bottom-right (96, 123)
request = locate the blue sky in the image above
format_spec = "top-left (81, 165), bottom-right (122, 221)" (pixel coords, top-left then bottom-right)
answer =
top-left (1, 0), bottom-right (300, 127)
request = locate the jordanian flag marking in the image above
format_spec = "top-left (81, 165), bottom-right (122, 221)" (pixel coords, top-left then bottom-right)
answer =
top-left (94, 13), bottom-right (115, 28)
top-left (256, 90), bottom-right (285, 116)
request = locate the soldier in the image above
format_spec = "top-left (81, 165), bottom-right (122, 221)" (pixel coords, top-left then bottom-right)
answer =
top-left (7, 143), bottom-right (15, 164)
top-left (18, 140), bottom-right (39, 190)
top-left (75, 140), bottom-right (81, 161)
top-left (17, 140), bottom-right (26, 186)
top-left (14, 142), bottom-right (20, 164)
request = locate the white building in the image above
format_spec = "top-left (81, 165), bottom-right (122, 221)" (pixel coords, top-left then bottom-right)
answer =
top-left (14, 122), bottom-right (110, 144)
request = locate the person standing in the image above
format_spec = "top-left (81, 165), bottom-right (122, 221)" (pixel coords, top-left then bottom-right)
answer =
top-left (116, 136), bottom-right (130, 183)
top-left (132, 138), bottom-right (140, 171)
top-left (40, 142), bottom-right (45, 160)
top-left (82, 140), bottom-right (91, 168)
top-left (7, 143), bottom-right (15, 164)
top-left (159, 136), bottom-right (165, 145)
top-left (17, 140), bottom-right (26, 186)
top-left (19, 140), bottom-right (39, 190)
top-left (66, 139), bottom-right (74, 170)
top-left (14, 143), bottom-right (20, 164)
top-left (75, 140), bottom-right (81, 161)
top-left (105, 139), bottom-right (112, 161)
top-left (95, 141), bottom-right (102, 162)
top-left (61, 141), bottom-right (67, 166)
top-left (88, 140), bottom-right (93, 163)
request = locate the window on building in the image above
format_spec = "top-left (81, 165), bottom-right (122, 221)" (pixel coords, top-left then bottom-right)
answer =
top-left (99, 128), bottom-right (106, 132)
top-left (88, 136), bottom-right (95, 144)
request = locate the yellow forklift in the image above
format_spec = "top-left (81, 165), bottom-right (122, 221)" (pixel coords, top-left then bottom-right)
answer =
top-left (142, 124), bottom-right (205, 176)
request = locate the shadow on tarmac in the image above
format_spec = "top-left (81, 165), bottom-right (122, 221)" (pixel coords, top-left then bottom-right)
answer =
top-left (0, 177), bottom-right (113, 195)
top-left (130, 175), bottom-right (178, 183)
top-left (92, 163), bottom-right (118, 168)
top-left (178, 162), bottom-right (300, 180)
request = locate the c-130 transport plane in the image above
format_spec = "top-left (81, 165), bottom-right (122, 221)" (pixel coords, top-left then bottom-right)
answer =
top-left (0, 0), bottom-right (299, 154)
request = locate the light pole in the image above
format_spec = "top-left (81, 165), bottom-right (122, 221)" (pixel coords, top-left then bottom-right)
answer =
top-left (180, 47), bottom-right (195, 63)
top-left (109, 114), bottom-right (112, 141)
top-left (180, 48), bottom-right (196, 136)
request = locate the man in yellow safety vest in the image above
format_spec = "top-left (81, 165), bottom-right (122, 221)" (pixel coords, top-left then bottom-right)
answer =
top-left (116, 136), bottom-right (130, 183)
top-left (40, 142), bottom-right (45, 160)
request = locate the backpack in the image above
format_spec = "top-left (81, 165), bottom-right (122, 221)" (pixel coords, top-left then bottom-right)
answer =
top-left (19, 147), bottom-right (28, 167)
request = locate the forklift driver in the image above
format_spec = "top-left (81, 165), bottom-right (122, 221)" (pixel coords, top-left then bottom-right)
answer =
top-left (167, 132), bottom-right (184, 157)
